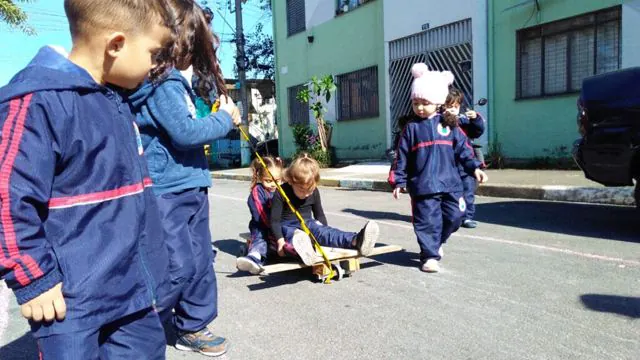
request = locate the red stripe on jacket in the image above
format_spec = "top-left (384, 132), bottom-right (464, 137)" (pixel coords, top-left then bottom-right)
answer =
top-left (0, 94), bottom-right (44, 285)
top-left (252, 186), bottom-right (269, 227)
top-left (48, 177), bottom-right (153, 209)
top-left (411, 140), bottom-right (453, 152)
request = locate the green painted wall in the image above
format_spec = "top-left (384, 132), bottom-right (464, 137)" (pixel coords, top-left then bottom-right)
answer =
top-left (273, 1), bottom-right (386, 160)
top-left (489, 0), bottom-right (623, 160)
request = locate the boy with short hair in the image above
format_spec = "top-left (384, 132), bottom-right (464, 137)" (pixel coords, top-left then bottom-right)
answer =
top-left (0, 0), bottom-right (174, 358)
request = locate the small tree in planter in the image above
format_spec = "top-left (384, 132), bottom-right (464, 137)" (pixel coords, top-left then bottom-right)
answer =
top-left (296, 75), bottom-right (336, 155)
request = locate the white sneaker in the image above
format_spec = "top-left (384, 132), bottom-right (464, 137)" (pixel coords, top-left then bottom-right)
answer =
top-left (236, 255), bottom-right (263, 275)
top-left (291, 230), bottom-right (317, 266)
top-left (438, 246), bottom-right (444, 258)
top-left (421, 259), bottom-right (440, 273)
top-left (355, 221), bottom-right (379, 256)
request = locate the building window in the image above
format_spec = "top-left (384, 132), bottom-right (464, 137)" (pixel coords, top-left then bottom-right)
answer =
top-left (336, 0), bottom-right (374, 15)
top-left (286, 0), bottom-right (305, 36)
top-left (337, 66), bottom-right (379, 121)
top-left (288, 84), bottom-right (309, 125)
top-left (516, 6), bottom-right (621, 99)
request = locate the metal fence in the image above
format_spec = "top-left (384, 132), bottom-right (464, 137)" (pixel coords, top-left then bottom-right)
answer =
top-left (389, 19), bottom-right (473, 132)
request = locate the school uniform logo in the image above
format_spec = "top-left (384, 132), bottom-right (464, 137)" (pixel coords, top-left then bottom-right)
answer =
top-left (459, 197), bottom-right (467, 212)
top-left (132, 122), bottom-right (144, 155)
top-left (437, 123), bottom-right (451, 137)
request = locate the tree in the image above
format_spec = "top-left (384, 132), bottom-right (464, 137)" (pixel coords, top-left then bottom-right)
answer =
top-left (0, 0), bottom-right (34, 34)
top-left (296, 75), bottom-right (337, 152)
top-left (215, 0), bottom-right (273, 79)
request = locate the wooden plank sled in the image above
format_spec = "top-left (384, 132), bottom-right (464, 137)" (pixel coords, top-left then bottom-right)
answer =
top-left (238, 232), bottom-right (402, 281)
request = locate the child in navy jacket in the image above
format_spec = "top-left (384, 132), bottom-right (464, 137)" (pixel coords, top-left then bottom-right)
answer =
top-left (445, 88), bottom-right (486, 229)
top-left (0, 1), bottom-right (173, 358)
top-left (390, 63), bottom-right (488, 273)
top-left (128, 0), bottom-right (240, 356)
top-left (236, 156), bottom-right (284, 274)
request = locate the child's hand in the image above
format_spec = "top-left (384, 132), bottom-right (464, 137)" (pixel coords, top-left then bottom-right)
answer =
top-left (474, 169), bottom-right (488, 183)
top-left (20, 283), bottom-right (66, 322)
top-left (392, 187), bottom-right (405, 199)
top-left (276, 238), bottom-right (286, 257)
top-left (218, 95), bottom-right (242, 126)
top-left (465, 110), bottom-right (477, 119)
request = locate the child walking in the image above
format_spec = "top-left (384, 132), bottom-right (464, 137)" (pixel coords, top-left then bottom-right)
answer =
top-left (390, 63), bottom-right (488, 273)
top-left (271, 154), bottom-right (380, 266)
top-left (0, 0), bottom-right (173, 358)
top-left (236, 156), bottom-right (284, 274)
top-left (445, 88), bottom-right (486, 229)
top-left (129, 0), bottom-right (240, 356)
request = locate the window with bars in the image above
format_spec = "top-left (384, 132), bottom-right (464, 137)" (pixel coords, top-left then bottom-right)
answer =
top-left (288, 84), bottom-right (309, 125)
top-left (337, 66), bottom-right (379, 121)
top-left (286, 0), bottom-right (305, 36)
top-left (516, 6), bottom-right (621, 99)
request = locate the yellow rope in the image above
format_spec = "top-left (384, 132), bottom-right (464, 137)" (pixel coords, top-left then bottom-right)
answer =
top-left (214, 101), bottom-right (335, 282)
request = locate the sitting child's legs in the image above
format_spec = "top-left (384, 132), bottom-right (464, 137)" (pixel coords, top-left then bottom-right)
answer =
top-left (286, 220), bottom-right (380, 265)
top-left (236, 229), bottom-right (269, 274)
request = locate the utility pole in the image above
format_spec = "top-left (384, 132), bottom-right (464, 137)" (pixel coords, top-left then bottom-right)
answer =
top-left (235, 0), bottom-right (250, 166)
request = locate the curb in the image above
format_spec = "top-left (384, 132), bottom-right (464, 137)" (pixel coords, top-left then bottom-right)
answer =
top-left (211, 172), bottom-right (635, 206)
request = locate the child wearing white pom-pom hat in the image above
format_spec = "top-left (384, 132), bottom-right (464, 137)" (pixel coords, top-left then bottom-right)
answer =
top-left (389, 63), bottom-right (488, 273)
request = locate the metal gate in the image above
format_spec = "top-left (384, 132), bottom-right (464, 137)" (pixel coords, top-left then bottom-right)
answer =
top-left (389, 19), bottom-right (473, 132)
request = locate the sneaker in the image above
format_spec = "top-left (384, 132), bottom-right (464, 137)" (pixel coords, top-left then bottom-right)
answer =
top-left (355, 221), bottom-right (379, 256)
top-left (438, 246), bottom-right (444, 258)
top-left (461, 219), bottom-right (478, 228)
top-left (421, 259), bottom-right (440, 273)
top-left (236, 254), bottom-right (263, 275)
top-left (291, 230), bottom-right (317, 266)
top-left (175, 328), bottom-right (228, 357)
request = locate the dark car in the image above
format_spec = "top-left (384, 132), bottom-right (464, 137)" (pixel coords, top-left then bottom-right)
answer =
top-left (573, 67), bottom-right (640, 205)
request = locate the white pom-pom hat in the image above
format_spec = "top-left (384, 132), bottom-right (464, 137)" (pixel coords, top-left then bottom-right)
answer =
top-left (410, 63), bottom-right (455, 104)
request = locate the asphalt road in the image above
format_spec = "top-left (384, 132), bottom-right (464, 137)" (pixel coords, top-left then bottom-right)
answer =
top-left (1, 179), bottom-right (638, 359)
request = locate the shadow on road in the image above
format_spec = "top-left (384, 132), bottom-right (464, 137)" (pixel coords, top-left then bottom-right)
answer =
top-left (0, 332), bottom-right (38, 360)
top-left (580, 294), bottom-right (640, 318)
top-left (342, 208), bottom-right (411, 223)
top-left (343, 200), bottom-right (639, 243)
top-left (213, 239), bottom-right (245, 258)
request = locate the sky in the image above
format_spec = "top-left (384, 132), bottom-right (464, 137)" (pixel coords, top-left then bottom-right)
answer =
top-left (0, 0), bottom-right (272, 86)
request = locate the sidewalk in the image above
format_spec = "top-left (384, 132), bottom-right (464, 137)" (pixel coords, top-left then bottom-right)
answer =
top-left (211, 163), bottom-right (635, 206)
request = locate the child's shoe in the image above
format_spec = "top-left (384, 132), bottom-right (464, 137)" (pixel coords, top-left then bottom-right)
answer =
top-left (175, 328), bottom-right (228, 357)
top-left (438, 246), bottom-right (444, 258)
top-left (292, 230), bottom-right (317, 266)
top-left (421, 259), bottom-right (440, 273)
top-left (355, 221), bottom-right (379, 256)
top-left (236, 253), bottom-right (263, 275)
top-left (461, 219), bottom-right (478, 228)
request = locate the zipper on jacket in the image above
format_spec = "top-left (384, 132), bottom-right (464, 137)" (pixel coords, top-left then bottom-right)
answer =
top-left (114, 91), bottom-right (158, 309)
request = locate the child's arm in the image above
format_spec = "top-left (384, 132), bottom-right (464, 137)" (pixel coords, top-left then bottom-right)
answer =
top-left (0, 100), bottom-right (65, 321)
top-left (391, 124), bottom-right (411, 197)
top-left (247, 186), bottom-right (270, 228)
top-left (269, 192), bottom-right (286, 255)
top-left (453, 128), bottom-right (487, 182)
top-left (146, 81), bottom-right (235, 149)
top-left (311, 189), bottom-right (328, 226)
top-left (458, 113), bottom-right (485, 139)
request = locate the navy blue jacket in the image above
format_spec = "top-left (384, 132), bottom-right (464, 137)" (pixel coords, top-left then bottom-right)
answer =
top-left (248, 184), bottom-right (274, 232)
top-left (458, 113), bottom-right (485, 140)
top-left (0, 47), bottom-right (166, 336)
top-left (390, 113), bottom-right (480, 196)
top-left (129, 69), bottom-right (233, 195)
top-left (457, 113), bottom-right (486, 177)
